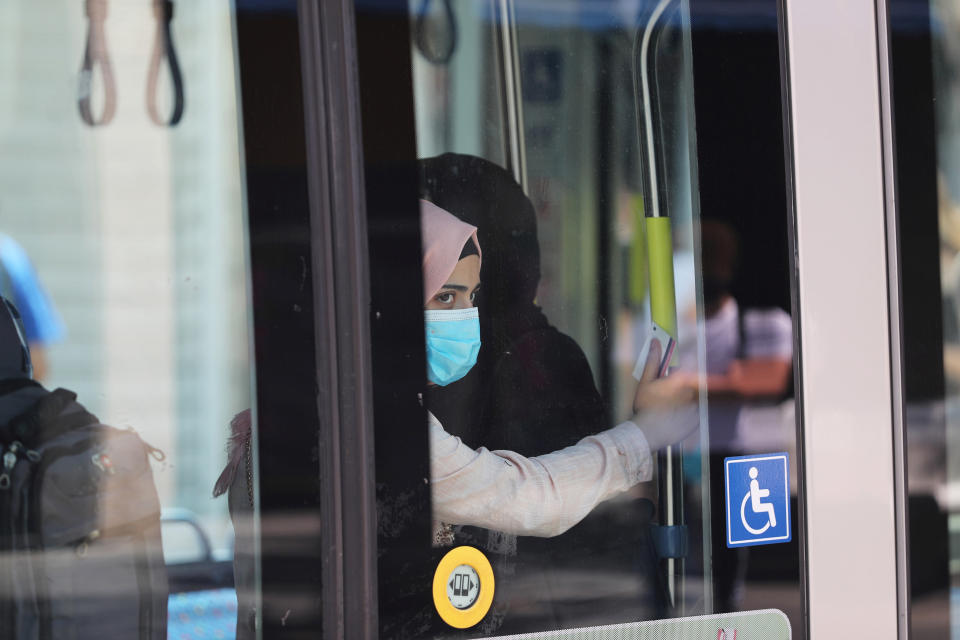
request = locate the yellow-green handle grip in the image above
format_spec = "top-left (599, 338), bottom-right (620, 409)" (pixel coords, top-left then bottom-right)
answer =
top-left (646, 217), bottom-right (678, 365)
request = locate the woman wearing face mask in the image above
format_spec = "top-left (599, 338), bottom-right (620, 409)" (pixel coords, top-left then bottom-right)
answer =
top-left (421, 154), bottom-right (661, 634)
top-left (214, 199), bottom-right (697, 639)
top-left (420, 199), bottom-right (696, 539)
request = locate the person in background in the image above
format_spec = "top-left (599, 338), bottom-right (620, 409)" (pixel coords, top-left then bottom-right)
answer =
top-left (0, 234), bottom-right (65, 382)
top-left (669, 220), bottom-right (792, 430)
top-left (671, 219), bottom-right (793, 612)
top-left (0, 295), bottom-right (168, 638)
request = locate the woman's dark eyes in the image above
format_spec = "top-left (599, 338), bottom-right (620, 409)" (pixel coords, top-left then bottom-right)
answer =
top-left (434, 289), bottom-right (478, 305)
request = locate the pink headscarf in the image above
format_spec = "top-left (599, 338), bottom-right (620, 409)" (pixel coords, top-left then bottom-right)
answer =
top-left (420, 199), bottom-right (481, 305)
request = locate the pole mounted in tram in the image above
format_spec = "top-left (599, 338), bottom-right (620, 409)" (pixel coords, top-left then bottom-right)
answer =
top-left (634, 0), bottom-right (688, 614)
top-left (646, 199), bottom-right (686, 615)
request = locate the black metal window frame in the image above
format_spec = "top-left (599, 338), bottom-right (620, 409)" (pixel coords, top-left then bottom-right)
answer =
top-left (234, 1), bottom-right (381, 638)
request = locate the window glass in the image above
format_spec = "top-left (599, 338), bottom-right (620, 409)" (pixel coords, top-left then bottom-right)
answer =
top-left (0, 2), bottom-right (256, 638)
top-left (411, 0), bottom-right (509, 166)
top-left (367, 0), bottom-right (804, 637)
top-left (889, 0), bottom-right (960, 634)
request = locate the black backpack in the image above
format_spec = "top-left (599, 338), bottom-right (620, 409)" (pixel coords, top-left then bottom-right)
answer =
top-left (0, 385), bottom-right (168, 639)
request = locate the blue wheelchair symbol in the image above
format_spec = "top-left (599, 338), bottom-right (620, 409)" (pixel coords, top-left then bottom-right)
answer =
top-left (724, 453), bottom-right (791, 548)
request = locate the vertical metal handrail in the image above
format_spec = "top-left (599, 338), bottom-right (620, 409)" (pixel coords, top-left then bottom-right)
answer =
top-left (495, 0), bottom-right (528, 192)
top-left (633, 0), bottom-right (686, 613)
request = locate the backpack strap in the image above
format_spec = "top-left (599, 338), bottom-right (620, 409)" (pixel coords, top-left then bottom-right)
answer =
top-left (8, 388), bottom-right (98, 449)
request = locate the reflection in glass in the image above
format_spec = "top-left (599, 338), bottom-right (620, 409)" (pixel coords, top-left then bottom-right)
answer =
top-left (0, 2), bottom-right (252, 638)
top-left (396, 0), bottom-right (801, 636)
top-left (894, 0), bottom-right (960, 635)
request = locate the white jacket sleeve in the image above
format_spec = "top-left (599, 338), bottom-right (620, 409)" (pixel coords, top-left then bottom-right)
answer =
top-left (428, 412), bottom-right (654, 537)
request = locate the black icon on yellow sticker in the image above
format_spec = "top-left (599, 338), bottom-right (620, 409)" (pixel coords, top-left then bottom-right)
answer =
top-left (433, 546), bottom-right (495, 628)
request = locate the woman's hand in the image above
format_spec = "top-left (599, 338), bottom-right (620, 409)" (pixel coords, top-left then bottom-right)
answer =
top-left (633, 340), bottom-right (697, 413)
top-left (630, 340), bottom-right (700, 450)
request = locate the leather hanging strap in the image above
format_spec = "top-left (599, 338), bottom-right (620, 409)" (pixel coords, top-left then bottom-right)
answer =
top-left (146, 0), bottom-right (185, 127)
top-left (414, 0), bottom-right (458, 64)
top-left (77, 0), bottom-right (117, 127)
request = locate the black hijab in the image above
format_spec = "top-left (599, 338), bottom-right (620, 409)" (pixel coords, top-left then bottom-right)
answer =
top-left (419, 153), bottom-right (607, 455)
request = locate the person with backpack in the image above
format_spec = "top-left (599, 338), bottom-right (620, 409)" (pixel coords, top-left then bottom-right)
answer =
top-left (0, 295), bottom-right (168, 639)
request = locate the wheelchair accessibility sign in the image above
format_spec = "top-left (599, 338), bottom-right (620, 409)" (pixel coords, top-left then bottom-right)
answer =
top-left (724, 453), bottom-right (791, 548)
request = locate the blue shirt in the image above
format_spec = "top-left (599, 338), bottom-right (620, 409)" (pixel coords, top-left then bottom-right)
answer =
top-left (0, 234), bottom-right (65, 344)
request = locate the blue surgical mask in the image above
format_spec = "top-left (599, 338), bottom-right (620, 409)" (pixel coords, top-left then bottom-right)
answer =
top-left (424, 307), bottom-right (481, 386)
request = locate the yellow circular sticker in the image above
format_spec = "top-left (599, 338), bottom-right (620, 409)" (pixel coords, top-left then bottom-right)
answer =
top-left (432, 546), bottom-right (495, 629)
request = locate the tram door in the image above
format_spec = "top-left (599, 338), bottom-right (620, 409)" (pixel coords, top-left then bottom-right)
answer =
top-left (0, 0), bottom-right (917, 638)
top-left (360, 0), bottom-right (805, 637)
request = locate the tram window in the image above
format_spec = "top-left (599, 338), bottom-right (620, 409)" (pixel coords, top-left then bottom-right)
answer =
top-left (889, 0), bottom-right (960, 634)
top-left (0, 2), bottom-right (262, 638)
top-left (363, 0), bottom-right (804, 637)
